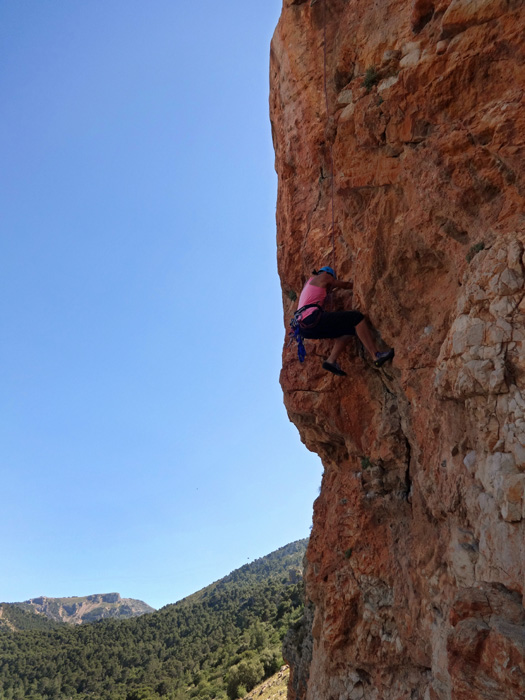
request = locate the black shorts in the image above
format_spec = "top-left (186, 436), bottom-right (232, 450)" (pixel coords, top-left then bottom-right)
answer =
top-left (300, 309), bottom-right (364, 339)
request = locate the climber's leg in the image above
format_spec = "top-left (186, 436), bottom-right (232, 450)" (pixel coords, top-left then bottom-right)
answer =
top-left (355, 318), bottom-right (395, 367)
top-left (301, 311), bottom-right (394, 371)
top-left (326, 336), bottom-right (353, 364)
top-left (354, 318), bottom-right (379, 357)
top-left (323, 336), bottom-right (353, 376)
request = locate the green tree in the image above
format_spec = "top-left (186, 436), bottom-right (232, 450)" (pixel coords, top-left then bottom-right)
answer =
top-left (226, 659), bottom-right (264, 700)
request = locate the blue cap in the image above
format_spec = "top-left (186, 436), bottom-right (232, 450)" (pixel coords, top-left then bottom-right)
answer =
top-left (318, 266), bottom-right (336, 278)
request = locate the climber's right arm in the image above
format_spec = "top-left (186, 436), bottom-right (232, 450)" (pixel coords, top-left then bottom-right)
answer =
top-left (330, 279), bottom-right (353, 291)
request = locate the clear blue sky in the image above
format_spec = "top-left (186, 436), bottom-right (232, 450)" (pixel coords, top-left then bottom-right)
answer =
top-left (0, 1), bottom-right (322, 609)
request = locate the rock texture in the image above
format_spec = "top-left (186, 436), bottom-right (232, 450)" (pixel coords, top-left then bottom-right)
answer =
top-left (283, 600), bottom-right (315, 700)
top-left (12, 593), bottom-right (154, 624)
top-left (270, 0), bottom-right (525, 698)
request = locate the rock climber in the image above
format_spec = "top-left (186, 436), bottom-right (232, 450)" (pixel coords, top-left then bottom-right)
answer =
top-left (294, 266), bottom-right (394, 376)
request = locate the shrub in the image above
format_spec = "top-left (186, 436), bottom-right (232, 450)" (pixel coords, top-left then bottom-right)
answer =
top-left (466, 241), bottom-right (485, 263)
top-left (362, 66), bottom-right (379, 91)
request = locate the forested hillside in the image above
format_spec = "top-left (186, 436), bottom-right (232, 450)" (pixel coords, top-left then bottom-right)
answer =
top-left (0, 606), bottom-right (61, 633)
top-left (0, 539), bottom-right (306, 700)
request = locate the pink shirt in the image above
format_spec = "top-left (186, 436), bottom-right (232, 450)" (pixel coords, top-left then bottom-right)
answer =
top-left (296, 277), bottom-right (327, 319)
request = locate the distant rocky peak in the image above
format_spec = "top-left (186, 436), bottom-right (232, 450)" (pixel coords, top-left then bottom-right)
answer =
top-left (16, 593), bottom-right (154, 624)
top-left (86, 593), bottom-right (121, 604)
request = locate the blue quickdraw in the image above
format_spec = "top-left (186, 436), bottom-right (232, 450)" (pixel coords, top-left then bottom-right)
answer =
top-left (290, 316), bottom-right (306, 363)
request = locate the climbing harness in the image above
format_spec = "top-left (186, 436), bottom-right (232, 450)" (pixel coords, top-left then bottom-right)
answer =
top-left (289, 304), bottom-right (323, 362)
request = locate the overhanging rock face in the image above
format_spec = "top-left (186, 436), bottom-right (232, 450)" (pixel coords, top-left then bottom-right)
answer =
top-left (270, 0), bottom-right (525, 698)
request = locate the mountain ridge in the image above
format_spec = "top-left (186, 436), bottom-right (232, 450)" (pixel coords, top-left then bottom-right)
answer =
top-left (3, 592), bottom-right (155, 626)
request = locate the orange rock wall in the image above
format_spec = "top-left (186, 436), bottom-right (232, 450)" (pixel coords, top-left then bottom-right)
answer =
top-left (270, 0), bottom-right (525, 698)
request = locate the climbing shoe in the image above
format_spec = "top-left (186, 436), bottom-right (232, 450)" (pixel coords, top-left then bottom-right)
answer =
top-left (322, 361), bottom-right (347, 376)
top-left (374, 348), bottom-right (395, 368)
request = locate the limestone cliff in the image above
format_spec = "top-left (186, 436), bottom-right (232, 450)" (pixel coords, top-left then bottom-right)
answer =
top-left (270, 0), bottom-right (525, 698)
